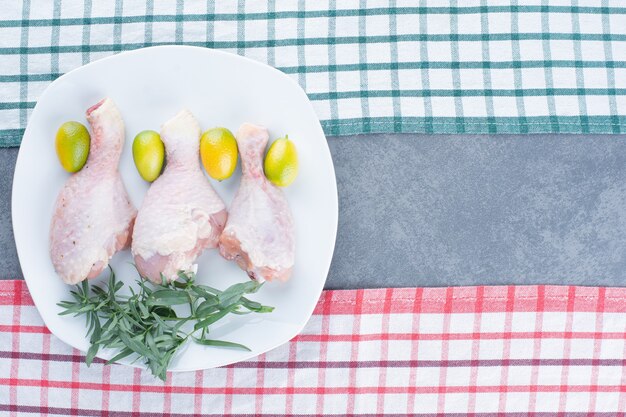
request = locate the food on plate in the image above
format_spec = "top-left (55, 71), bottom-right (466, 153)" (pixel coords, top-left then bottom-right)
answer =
top-left (49, 98), bottom-right (137, 284)
top-left (264, 135), bottom-right (299, 187)
top-left (132, 130), bottom-right (165, 182)
top-left (200, 127), bottom-right (238, 181)
top-left (58, 268), bottom-right (274, 381)
top-left (132, 110), bottom-right (227, 283)
top-left (219, 123), bottom-right (295, 282)
top-left (55, 121), bottom-right (90, 173)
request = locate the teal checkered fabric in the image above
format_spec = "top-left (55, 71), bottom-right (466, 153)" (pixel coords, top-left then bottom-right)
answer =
top-left (1, 1), bottom-right (625, 146)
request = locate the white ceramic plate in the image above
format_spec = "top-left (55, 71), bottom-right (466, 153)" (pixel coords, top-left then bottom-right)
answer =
top-left (12, 45), bottom-right (338, 372)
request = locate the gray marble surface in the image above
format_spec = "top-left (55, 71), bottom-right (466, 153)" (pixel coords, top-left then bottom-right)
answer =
top-left (2, 134), bottom-right (626, 289)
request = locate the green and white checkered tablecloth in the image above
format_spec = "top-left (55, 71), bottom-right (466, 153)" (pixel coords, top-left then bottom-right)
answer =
top-left (1, 1), bottom-right (625, 146)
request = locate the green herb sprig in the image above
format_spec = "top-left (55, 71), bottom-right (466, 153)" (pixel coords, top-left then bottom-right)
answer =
top-left (57, 269), bottom-right (274, 381)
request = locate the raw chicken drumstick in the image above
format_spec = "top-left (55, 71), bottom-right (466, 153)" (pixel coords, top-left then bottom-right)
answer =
top-left (219, 123), bottom-right (295, 282)
top-left (132, 110), bottom-right (227, 283)
top-left (50, 98), bottom-right (137, 284)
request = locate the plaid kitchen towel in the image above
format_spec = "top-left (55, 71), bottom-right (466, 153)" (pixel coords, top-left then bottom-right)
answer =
top-left (2, 280), bottom-right (626, 415)
top-left (1, 1), bottom-right (626, 147)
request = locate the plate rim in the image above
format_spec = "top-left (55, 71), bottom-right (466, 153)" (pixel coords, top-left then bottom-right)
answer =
top-left (12, 45), bottom-right (339, 372)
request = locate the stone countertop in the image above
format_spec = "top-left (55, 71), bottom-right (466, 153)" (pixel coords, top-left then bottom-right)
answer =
top-left (2, 133), bottom-right (626, 288)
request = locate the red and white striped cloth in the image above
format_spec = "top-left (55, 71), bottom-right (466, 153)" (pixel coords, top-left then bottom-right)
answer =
top-left (2, 280), bottom-right (626, 415)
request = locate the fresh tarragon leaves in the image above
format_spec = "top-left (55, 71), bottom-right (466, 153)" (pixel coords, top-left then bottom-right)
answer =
top-left (57, 269), bottom-right (274, 381)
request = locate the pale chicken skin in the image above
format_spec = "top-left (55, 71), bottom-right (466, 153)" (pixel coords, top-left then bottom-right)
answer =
top-left (219, 123), bottom-right (295, 282)
top-left (132, 110), bottom-right (227, 283)
top-left (50, 98), bottom-right (137, 285)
